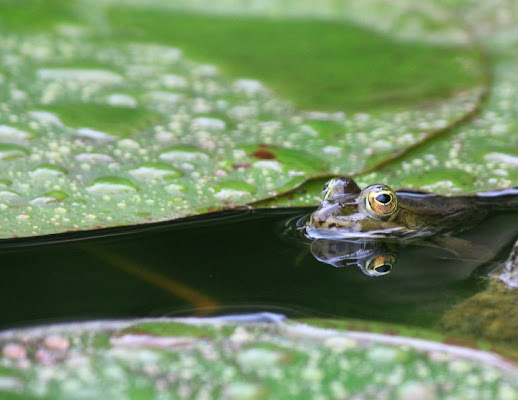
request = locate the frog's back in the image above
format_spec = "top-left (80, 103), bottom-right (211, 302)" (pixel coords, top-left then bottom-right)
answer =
top-left (396, 191), bottom-right (486, 235)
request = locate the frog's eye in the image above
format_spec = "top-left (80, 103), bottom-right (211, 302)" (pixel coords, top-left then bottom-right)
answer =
top-left (361, 184), bottom-right (398, 219)
top-left (322, 177), bottom-right (361, 201)
top-left (365, 253), bottom-right (397, 276)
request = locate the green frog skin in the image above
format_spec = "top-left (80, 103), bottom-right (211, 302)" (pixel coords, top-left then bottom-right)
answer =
top-left (306, 177), bottom-right (518, 240)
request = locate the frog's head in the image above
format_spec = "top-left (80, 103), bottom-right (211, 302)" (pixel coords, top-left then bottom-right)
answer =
top-left (308, 177), bottom-right (403, 238)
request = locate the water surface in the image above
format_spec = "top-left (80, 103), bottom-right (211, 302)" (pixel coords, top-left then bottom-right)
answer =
top-left (1, 208), bottom-right (517, 333)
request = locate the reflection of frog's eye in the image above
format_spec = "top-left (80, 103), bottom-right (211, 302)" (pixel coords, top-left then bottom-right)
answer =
top-left (362, 185), bottom-right (398, 219)
top-left (365, 253), bottom-right (397, 276)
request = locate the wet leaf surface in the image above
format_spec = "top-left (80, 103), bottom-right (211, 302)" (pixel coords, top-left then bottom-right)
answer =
top-left (0, 0), bottom-right (488, 238)
top-left (1, 316), bottom-right (518, 399)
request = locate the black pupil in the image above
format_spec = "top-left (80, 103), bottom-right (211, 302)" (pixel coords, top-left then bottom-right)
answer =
top-left (375, 193), bottom-right (391, 204)
top-left (323, 182), bottom-right (329, 191)
top-left (375, 264), bottom-right (391, 273)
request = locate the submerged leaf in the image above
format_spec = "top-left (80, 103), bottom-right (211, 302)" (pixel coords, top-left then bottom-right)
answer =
top-left (0, 317), bottom-right (517, 399)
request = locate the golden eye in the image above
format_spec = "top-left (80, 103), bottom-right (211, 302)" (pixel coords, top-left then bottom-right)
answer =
top-left (361, 184), bottom-right (398, 218)
top-left (365, 253), bottom-right (397, 276)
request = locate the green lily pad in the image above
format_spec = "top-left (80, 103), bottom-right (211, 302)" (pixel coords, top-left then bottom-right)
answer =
top-left (0, 0), bottom-right (491, 239)
top-left (0, 316), bottom-right (517, 399)
top-left (258, 0), bottom-right (518, 207)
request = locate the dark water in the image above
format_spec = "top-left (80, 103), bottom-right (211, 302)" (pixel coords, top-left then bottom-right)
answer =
top-left (0, 208), bottom-right (517, 331)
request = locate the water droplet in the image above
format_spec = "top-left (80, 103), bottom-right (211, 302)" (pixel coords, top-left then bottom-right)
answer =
top-left (253, 160), bottom-right (283, 172)
top-left (75, 153), bottom-right (115, 164)
top-left (106, 93), bottom-right (138, 108)
top-left (190, 117), bottom-right (226, 131)
top-left (0, 144), bottom-right (29, 161)
top-left (484, 152), bottom-right (518, 167)
top-left (117, 139), bottom-right (140, 149)
top-left (322, 146), bottom-right (342, 155)
top-left (0, 125), bottom-right (33, 142)
top-left (233, 79), bottom-right (265, 94)
top-left (236, 348), bottom-right (283, 367)
top-left (28, 110), bottom-right (64, 126)
top-left (29, 196), bottom-right (58, 206)
top-left (164, 183), bottom-right (186, 194)
top-left (129, 163), bottom-right (183, 180)
top-left (213, 189), bottom-right (251, 200)
top-left (212, 181), bottom-right (256, 200)
top-left (161, 74), bottom-right (187, 89)
top-left (159, 147), bottom-right (210, 162)
top-left (142, 91), bottom-right (183, 104)
top-left (193, 64), bottom-right (218, 77)
top-left (76, 128), bottom-right (117, 142)
top-left (222, 382), bottom-right (262, 400)
top-left (29, 164), bottom-right (67, 180)
top-left (86, 177), bottom-right (139, 194)
top-left (0, 190), bottom-right (19, 199)
top-left (37, 68), bottom-right (123, 84)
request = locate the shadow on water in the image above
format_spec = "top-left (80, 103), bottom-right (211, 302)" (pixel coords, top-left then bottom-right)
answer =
top-left (0, 207), bottom-right (517, 332)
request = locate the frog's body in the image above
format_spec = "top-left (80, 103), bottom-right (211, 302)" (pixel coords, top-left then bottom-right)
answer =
top-left (307, 177), bottom-right (518, 240)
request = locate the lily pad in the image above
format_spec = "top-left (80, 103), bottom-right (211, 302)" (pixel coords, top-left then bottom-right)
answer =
top-left (0, 0), bottom-right (490, 239)
top-left (260, 0), bottom-right (518, 207)
top-left (0, 316), bottom-right (517, 399)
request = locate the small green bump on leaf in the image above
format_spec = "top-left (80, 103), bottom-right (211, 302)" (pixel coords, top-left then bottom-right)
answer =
top-left (86, 177), bottom-right (140, 194)
top-left (128, 163), bottom-right (183, 180)
top-left (0, 180), bottom-right (12, 188)
top-left (0, 144), bottom-right (29, 161)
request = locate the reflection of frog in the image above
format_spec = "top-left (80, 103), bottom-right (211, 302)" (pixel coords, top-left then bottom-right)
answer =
top-left (307, 177), bottom-right (518, 240)
top-left (310, 238), bottom-right (397, 276)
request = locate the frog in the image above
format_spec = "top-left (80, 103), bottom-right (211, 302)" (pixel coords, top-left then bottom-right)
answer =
top-left (304, 177), bottom-right (518, 348)
top-left (306, 176), bottom-right (518, 241)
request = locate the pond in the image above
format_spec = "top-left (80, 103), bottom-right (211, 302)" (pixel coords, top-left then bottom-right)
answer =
top-left (1, 0), bottom-right (518, 397)
top-left (2, 207), bottom-right (517, 342)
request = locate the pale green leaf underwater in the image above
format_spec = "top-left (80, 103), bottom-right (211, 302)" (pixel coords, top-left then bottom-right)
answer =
top-left (1, 317), bottom-right (518, 399)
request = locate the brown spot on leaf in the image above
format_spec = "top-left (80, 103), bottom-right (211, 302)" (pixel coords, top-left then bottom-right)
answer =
top-left (251, 149), bottom-right (276, 160)
top-left (232, 163), bottom-right (251, 169)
